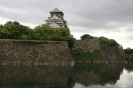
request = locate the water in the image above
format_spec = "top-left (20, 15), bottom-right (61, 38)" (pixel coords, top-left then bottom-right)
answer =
top-left (0, 63), bottom-right (133, 88)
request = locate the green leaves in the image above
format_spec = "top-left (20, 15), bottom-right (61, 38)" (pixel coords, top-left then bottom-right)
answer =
top-left (34, 24), bottom-right (71, 41)
top-left (80, 34), bottom-right (94, 40)
top-left (99, 36), bottom-right (119, 46)
top-left (0, 21), bottom-right (33, 39)
top-left (0, 21), bottom-right (74, 42)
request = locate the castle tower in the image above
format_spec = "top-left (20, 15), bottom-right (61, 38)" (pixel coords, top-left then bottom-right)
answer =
top-left (45, 8), bottom-right (68, 28)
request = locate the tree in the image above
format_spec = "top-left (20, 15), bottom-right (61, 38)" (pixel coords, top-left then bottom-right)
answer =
top-left (51, 27), bottom-right (71, 41)
top-left (99, 36), bottom-right (119, 46)
top-left (68, 36), bottom-right (76, 48)
top-left (0, 24), bottom-right (4, 28)
top-left (34, 24), bottom-right (54, 40)
top-left (124, 48), bottom-right (133, 54)
top-left (0, 28), bottom-right (11, 38)
top-left (99, 36), bottom-right (109, 44)
top-left (80, 34), bottom-right (94, 40)
top-left (109, 39), bottom-right (119, 46)
top-left (13, 21), bottom-right (20, 25)
top-left (2, 21), bottom-right (34, 39)
top-left (54, 27), bottom-right (70, 37)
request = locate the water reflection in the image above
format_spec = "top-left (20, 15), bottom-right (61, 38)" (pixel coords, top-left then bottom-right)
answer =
top-left (0, 66), bottom-right (73, 88)
top-left (72, 63), bottom-right (125, 86)
top-left (0, 63), bottom-right (133, 88)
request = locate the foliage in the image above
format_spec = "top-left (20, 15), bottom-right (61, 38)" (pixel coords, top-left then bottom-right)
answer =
top-left (34, 24), bottom-right (54, 40)
top-left (80, 34), bottom-right (94, 40)
top-left (99, 36), bottom-right (119, 46)
top-left (67, 37), bottom-right (76, 48)
top-left (0, 21), bottom-right (34, 39)
top-left (124, 47), bottom-right (133, 54)
top-left (0, 24), bottom-right (4, 28)
top-left (0, 21), bottom-right (74, 43)
top-left (80, 34), bottom-right (119, 46)
top-left (33, 24), bottom-right (72, 41)
top-left (72, 49), bottom-right (104, 61)
top-left (124, 48), bottom-right (133, 62)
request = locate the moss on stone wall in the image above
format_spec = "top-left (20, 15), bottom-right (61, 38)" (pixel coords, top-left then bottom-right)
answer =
top-left (71, 49), bottom-right (104, 61)
top-left (13, 41), bottom-right (49, 45)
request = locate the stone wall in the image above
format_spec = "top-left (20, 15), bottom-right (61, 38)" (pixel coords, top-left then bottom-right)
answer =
top-left (73, 38), bottom-right (100, 52)
top-left (72, 39), bottom-right (125, 61)
top-left (0, 39), bottom-right (73, 65)
top-left (100, 44), bottom-right (125, 61)
top-left (0, 39), bottom-right (126, 64)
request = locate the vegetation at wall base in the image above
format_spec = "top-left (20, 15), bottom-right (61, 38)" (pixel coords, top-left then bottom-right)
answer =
top-left (13, 41), bottom-right (49, 45)
top-left (72, 49), bottom-right (104, 61)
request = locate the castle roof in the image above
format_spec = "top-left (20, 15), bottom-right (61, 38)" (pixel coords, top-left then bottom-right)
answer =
top-left (50, 8), bottom-right (62, 13)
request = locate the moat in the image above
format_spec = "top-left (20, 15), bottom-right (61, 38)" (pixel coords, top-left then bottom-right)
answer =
top-left (0, 63), bottom-right (133, 88)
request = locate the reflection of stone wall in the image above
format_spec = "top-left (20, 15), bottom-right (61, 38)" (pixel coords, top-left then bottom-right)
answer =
top-left (0, 39), bottom-right (73, 65)
top-left (100, 63), bottom-right (125, 84)
top-left (0, 66), bottom-right (72, 87)
top-left (72, 63), bottom-right (125, 86)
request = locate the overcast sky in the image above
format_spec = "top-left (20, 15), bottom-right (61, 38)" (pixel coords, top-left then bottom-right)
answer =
top-left (0, 0), bottom-right (133, 48)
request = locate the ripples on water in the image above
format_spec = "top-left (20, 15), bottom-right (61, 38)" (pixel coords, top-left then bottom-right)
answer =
top-left (0, 63), bottom-right (133, 88)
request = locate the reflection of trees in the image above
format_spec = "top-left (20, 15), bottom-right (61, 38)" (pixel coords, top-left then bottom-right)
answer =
top-left (125, 62), bottom-right (133, 72)
top-left (72, 64), bottom-right (104, 86)
top-left (0, 63), bottom-right (126, 88)
top-left (100, 64), bottom-right (124, 85)
top-left (72, 63), bottom-right (125, 86)
top-left (0, 66), bottom-right (72, 88)
top-left (67, 76), bottom-right (75, 87)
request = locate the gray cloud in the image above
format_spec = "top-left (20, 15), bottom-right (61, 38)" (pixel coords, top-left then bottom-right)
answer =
top-left (0, 0), bottom-right (133, 48)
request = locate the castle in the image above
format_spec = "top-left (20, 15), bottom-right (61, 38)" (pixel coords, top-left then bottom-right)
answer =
top-left (45, 8), bottom-right (68, 28)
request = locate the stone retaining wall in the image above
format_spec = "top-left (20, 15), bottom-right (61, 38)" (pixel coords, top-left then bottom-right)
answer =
top-left (0, 39), bottom-right (73, 65)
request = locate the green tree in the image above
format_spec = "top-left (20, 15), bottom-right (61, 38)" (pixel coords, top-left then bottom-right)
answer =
top-left (124, 48), bottom-right (133, 54)
top-left (68, 36), bottom-right (76, 48)
top-left (99, 36), bottom-right (119, 46)
top-left (54, 27), bottom-right (70, 37)
top-left (0, 24), bottom-right (4, 28)
top-left (13, 21), bottom-right (20, 25)
top-left (50, 27), bottom-right (71, 41)
top-left (99, 36), bottom-right (109, 44)
top-left (34, 24), bottom-right (54, 40)
top-left (109, 39), bottom-right (119, 46)
top-left (2, 21), bottom-right (34, 39)
top-left (80, 34), bottom-right (94, 40)
top-left (0, 28), bottom-right (11, 38)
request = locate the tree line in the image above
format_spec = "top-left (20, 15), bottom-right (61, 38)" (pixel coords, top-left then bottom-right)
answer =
top-left (0, 21), bottom-right (121, 47)
top-left (80, 34), bottom-right (120, 46)
top-left (0, 21), bottom-right (74, 40)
